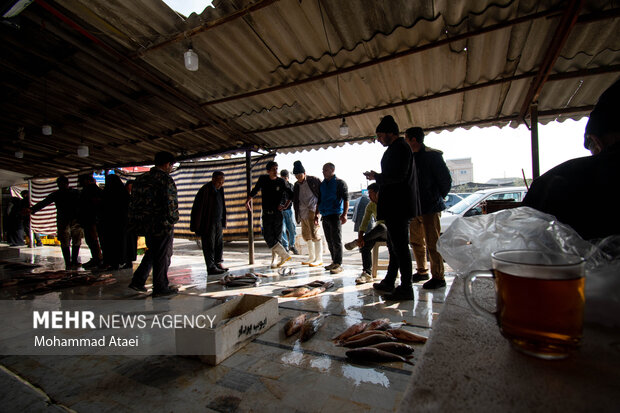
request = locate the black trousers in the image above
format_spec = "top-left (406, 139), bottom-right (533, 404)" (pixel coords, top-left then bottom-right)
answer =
top-left (201, 222), bottom-right (223, 270)
top-left (322, 214), bottom-right (343, 265)
top-left (360, 223), bottom-right (388, 272)
top-left (382, 218), bottom-right (413, 287)
top-left (262, 211), bottom-right (283, 248)
top-left (131, 231), bottom-right (174, 292)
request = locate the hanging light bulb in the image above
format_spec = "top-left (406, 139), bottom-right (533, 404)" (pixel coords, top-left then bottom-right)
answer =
top-left (339, 117), bottom-right (349, 136)
top-left (15, 149), bottom-right (24, 159)
top-left (77, 144), bottom-right (89, 158)
top-left (42, 124), bottom-right (52, 135)
top-left (184, 42), bottom-right (199, 71)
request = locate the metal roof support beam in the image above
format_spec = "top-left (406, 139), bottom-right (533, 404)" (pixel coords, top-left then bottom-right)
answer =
top-left (246, 149), bottom-right (254, 265)
top-left (530, 104), bottom-right (540, 179)
top-left (201, 6), bottom-right (620, 108)
top-left (518, 0), bottom-right (584, 120)
top-left (132, 0), bottom-right (280, 57)
top-left (249, 64), bottom-right (620, 135)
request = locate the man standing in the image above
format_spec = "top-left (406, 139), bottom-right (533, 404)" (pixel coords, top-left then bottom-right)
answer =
top-left (364, 115), bottom-right (421, 300)
top-left (246, 161), bottom-right (293, 268)
top-left (292, 161), bottom-right (323, 267)
top-left (78, 173), bottom-right (104, 269)
top-left (280, 169), bottom-right (299, 255)
top-left (30, 176), bottom-right (82, 269)
top-left (128, 151), bottom-right (179, 297)
top-left (344, 183), bottom-right (387, 284)
top-left (317, 162), bottom-right (349, 274)
top-left (191, 171), bottom-right (228, 275)
top-left (405, 127), bottom-right (452, 290)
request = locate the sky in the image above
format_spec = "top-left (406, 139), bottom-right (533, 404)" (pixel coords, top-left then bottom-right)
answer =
top-left (275, 119), bottom-right (591, 192)
top-left (162, 0), bottom-right (213, 16)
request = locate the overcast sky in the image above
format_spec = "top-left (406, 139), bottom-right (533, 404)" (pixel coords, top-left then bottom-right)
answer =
top-left (276, 118), bottom-right (591, 192)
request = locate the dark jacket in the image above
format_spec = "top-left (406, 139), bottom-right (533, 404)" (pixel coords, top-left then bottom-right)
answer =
top-left (375, 137), bottom-right (421, 220)
top-left (522, 142), bottom-right (620, 240)
top-left (31, 187), bottom-right (80, 225)
top-left (190, 182), bottom-right (227, 235)
top-left (78, 183), bottom-right (103, 225)
top-left (318, 176), bottom-right (349, 216)
top-left (249, 175), bottom-right (292, 213)
top-left (414, 145), bottom-right (452, 214)
top-left (293, 175), bottom-right (321, 222)
top-left (128, 167), bottom-right (179, 236)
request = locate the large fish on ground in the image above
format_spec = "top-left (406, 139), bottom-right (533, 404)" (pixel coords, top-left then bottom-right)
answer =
top-left (284, 313), bottom-right (308, 337)
top-left (298, 281), bottom-right (334, 298)
top-left (368, 342), bottom-right (415, 357)
top-left (282, 287), bottom-right (311, 297)
top-left (332, 321), bottom-right (368, 342)
top-left (345, 347), bottom-right (413, 365)
top-left (340, 333), bottom-right (397, 348)
top-left (342, 330), bottom-right (393, 344)
top-left (387, 328), bottom-right (428, 343)
top-left (300, 314), bottom-right (325, 342)
top-left (363, 318), bottom-right (391, 331)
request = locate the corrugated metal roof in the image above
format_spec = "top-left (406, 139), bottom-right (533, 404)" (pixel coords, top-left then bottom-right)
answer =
top-left (1, 0), bottom-right (619, 177)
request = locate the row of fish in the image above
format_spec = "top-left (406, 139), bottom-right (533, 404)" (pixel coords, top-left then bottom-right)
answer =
top-left (331, 318), bottom-right (428, 365)
top-left (283, 313), bottom-right (325, 342)
top-left (280, 280), bottom-right (334, 298)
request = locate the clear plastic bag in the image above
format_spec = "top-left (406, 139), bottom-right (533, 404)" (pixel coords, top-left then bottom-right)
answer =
top-left (438, 206), bottom-right (620, 327)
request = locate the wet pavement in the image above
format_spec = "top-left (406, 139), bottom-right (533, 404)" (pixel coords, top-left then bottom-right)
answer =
top-left (0, 232), bottom-right (454, 412)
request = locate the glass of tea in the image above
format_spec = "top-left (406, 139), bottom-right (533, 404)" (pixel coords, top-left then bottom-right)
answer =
top-left (464, 250), bottom-right (585, 360)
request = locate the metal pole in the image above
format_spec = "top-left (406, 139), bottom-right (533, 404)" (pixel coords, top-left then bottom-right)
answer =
top-left (246, 150), bottom-right (254, 264)
top-left (530, 104), bottom-right (540, 179)
top-left (28, 180), bottom-right (34, 248)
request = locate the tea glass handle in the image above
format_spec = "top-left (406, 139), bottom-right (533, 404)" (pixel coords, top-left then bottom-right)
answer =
top-left (463, 270), bottom-right (495, 322)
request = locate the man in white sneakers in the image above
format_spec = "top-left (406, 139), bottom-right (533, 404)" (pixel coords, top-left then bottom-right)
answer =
top-left (292, 161), bottom-right (323, 267)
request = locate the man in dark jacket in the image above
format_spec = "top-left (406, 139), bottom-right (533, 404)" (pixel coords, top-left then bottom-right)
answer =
top-left (292, 161), bottom-right (324, 267)
top-left (364, 115), bottom-right (421, 300)
top-left (78, 173), bottom-right (103, 269)
top-left (128, 151), bottom-right (179, 297)
top-left (30, 176), bottom-right (82, 268)
top-left (522, 79), bottom-right (620, 240)
top-left (191, 171), bottom-right (228, 275)
top-left (405, 127), bottom-right (452, 290)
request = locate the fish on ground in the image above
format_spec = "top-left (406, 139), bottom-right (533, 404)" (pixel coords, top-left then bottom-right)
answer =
top-left (340, 333), bottom-right (397, 348)
top-left (341, 330), bottom-right (394, 344)
top-left (387, 328), bottom-right (428, 343)
top-left (345, 347), bottom-right (413, 365)
top-left (332, 321), bottom-right (368, 341)
top-left (368, 342), bottom-right (415, 357)
top-left (363, 318), bottom-right (391, 331)
top-left (300, 314), bottom-right (325, 342)
top-left (284, 313), bottom-right (308, 337)
top-left (282, 287), bottom-right (311, 297)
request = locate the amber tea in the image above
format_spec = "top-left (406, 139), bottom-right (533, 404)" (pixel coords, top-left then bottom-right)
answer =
top-left (465, 250), bottom-right (585, 360)
top-left (495, 270), bottom-right (585, 358)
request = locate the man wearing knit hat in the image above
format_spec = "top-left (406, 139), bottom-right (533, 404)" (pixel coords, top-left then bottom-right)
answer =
top-left (364, 115), bottom-right (421, 300)
top-left (292, 160), bottom-right (324, 266)
top-left (522, 78), bottom-right (620, 239)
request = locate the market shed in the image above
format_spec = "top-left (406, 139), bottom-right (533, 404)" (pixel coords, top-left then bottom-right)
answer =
top-left (1, 0), bottom-right (619, 180)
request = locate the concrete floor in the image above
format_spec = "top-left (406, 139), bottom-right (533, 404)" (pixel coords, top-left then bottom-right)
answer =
top-left (0, 226), bottom-right (454, 413)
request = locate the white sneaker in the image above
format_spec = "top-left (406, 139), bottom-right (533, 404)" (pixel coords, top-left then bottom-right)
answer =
top-left (355, 271), bottom-right (373, 284)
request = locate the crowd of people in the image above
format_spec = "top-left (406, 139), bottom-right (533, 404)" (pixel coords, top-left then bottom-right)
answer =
top-left (5, 79), bottom-right (616, 300)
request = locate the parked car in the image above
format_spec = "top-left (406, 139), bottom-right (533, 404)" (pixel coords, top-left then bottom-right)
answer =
top-left (347, 197), bottom-right (359, 219)
top-left (444, 193), bottom-right (464, 209)
top-left (440, 186), bottom-right (528, 233)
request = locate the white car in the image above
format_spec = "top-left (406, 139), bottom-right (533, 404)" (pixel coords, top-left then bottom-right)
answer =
top-left (440, 186), bottom-right (528, 233)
